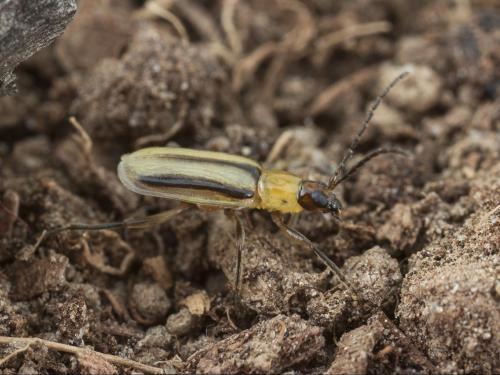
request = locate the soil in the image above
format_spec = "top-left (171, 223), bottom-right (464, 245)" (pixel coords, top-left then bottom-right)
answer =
top-left (0, 0), bottom-right (499, 374)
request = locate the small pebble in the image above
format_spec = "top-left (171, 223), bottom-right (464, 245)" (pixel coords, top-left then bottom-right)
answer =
top-left (166, 308), bottom-right (195, 336)
top-left (136, 325), bottom-right (174, 350)
top-left (130, 282), bottom-right (171, 323)
top-left (378, 64), bottom-right (442, 114)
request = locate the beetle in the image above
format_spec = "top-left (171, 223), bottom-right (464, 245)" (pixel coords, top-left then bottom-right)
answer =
top-left (52, 72), bottom-right (409, 291)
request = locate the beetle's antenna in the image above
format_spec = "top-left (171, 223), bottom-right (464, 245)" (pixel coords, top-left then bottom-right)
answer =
top-left (328, 71), bottom-right (409, 190)
top-left (332, 147), bottom-right (409, 187)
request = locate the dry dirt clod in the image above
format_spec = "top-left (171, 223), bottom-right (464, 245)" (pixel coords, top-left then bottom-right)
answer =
top-left (55, 0), bottom-right (135, 72)
top-left (179, 291), bottom-right (211, 317)
top-left (8, 253), bottom-right (69, 301)
top-left (327, 312), bottom-right (436, 374)
top-left (186, 314), bottom-right (325, 374)
top-left (55, 126), bottom-right (139, 215)
top-left (170, 210), bottom-right (208, 279)
top-left (370, 102), bottom-right (419, 141)
top-left (72, 24), bottom-right (228, 152)
top-left (423, 178), bottom-right (470, 204)
top-left (56, 296), bottom-right (89, 345)
top-left (397, 166), bottom-right (500, 374)
top-left (8, 136), bottom-right (52, 174)
top-left (129, 282), bottom-right (171, 325)
top-left (307, 247), bottom-right (401, 332)
top-left (77, 352), bottom-right (118, 375)
top-left (377, 203), bottom-right (422, 253)
top-left (135, 325), bottom-right (174, 351)
top-left (343, 247), bottom-right (402, 304)
top-left (349, 151), bottom-right (420, 207)
top-left (142, 255), bottom-right (173, 291)
top-left (306, 288), bottom-right (351, 332)
top-left (207, 212), bottom-right (325, 314)
top-left (443, 127), bottom-right (499, 180)
top-left (166, 308), bottom-right (196, 337)
top-left (327, 317), bottom-right (382, 375)
top-left (378, 64), bottom-right (443, 114)
top-left (133, 325), bottom-right (176, 369)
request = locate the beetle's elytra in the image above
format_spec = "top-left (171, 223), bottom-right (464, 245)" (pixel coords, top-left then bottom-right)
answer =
top-left (118, 146), bottom-right (340, 215)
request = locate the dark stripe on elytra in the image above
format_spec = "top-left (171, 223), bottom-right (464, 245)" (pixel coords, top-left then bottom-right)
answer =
top-left (155, 154), bottom-right (262, 180)
top-left (138, 175), bottom-right (254, 199)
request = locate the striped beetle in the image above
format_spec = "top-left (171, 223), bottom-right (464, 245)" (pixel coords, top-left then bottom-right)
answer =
top-left (52, 72), bottom-right (409, 290)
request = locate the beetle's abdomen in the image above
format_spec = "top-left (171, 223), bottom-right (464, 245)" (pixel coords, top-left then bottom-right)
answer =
top-left (256, 170), bottom-right (304, 213)
top-left (118, 147), bottom-right (261, 208)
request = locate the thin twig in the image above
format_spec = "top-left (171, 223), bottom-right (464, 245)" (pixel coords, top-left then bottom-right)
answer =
top-left (0, 336), bottom-right (165, 374)
top-left (308, 65), bottom-right (379, 116)
top-left (277, 0), bottom-right (316, 54)
top-left (233, 0), bottom-right (315, 94)
top-left (80, 230), bottom-right (135, 276)
top-left (314, 21), bottom-right (392, 66)
top-left (316, 21), bottom-right (392, 51)
top-left (0, 190), bottom-right (25, 237)
top-left (144, 0), bottom-right (189, 45)
top-left (232, 42), bottom-right (279, 91)
top-left (261, 0), bottom-right (316, 100)
top-left (265, 129), bottom-right (295, 165)
top-left (173, 0), bottom-right (224, 44)
top-left (101, 289), bottom-right (132, 321)
top-left (20, 229), bottom-right (48, 259)
top-left (69, 117), bottom-right (92, 163)
top-left (221, 0), bottom-right (242, 56)
top-left (134, 99), bottom-right (189, 148)
top-left (0, 341), bottom-right (32, 366)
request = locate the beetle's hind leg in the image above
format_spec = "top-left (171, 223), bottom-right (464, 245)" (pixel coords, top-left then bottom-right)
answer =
top-left (271, 212), bottom-right (349, 289)
top-left (48, 206), bottom-right (189, 235)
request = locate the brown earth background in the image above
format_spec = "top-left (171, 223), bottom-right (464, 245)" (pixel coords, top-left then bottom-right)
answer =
top-left (0, 0), bottom-right (499, 374)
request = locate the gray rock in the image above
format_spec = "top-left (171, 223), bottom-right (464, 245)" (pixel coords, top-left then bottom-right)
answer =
top-left (0, 0), bottom-right (76, 95)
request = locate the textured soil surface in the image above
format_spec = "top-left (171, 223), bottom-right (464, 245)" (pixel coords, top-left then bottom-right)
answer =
top-left (1, 1), bottom-right (499, 374)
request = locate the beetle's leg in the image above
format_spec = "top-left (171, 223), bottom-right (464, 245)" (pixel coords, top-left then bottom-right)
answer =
top-left (271, 212), bottom-right (349, 289)
top-left (48, 206), bottom-right (189, 235)
top-left (234, 213), bottom-right (246, 292)
top-left (226, 210), bottom-right (246, 292)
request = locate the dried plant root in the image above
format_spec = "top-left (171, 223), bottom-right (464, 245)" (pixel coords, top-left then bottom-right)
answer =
top-left (0, 336), bottom-right (165, 374)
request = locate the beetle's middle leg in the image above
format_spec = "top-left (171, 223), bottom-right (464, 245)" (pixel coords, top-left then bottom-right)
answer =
top-left (225, 210), bottom-right (246, 292)
top-left (270, 212), bottom-right (349, 289)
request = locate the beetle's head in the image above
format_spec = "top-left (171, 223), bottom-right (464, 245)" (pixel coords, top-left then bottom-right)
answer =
top-left (298, 181), bottom-right (342, 218)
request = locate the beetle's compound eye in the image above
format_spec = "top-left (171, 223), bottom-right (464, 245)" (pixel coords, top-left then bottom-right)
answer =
top-left (298, 181), bottom-right (329, 211)
top-left (298, 181), bottom-right (343, 216)
top-left (326, 193), bottom-right (342, 218)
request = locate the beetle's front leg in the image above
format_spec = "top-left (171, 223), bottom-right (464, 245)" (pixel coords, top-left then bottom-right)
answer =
top-left (270, 212), bottom-right (349, 289)
top-left (225, 210), bottom-right (246, 292)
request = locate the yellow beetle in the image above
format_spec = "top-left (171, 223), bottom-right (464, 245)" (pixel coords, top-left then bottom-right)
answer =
top-left (53, 72), bottom-right (409, 290)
